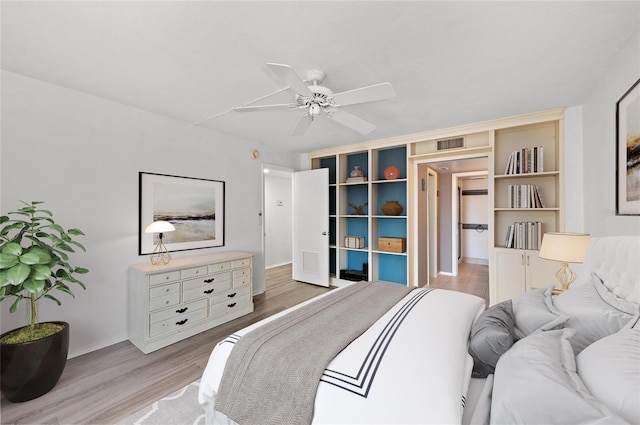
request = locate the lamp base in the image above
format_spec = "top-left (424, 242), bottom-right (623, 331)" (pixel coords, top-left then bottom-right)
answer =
top-left (555, 261), bottom-right (576, 290)
top-left (149, 240), bottom-right (171, 265)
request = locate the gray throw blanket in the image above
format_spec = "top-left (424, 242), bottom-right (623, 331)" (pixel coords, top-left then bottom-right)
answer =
top-left (216, 281), bottom-right (413, 425)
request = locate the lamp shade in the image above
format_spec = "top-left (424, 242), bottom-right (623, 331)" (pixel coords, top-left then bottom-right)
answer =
top-left (539, 232), bottom-right (590, 263)
top-left (144, 221), bottom-right (175, 234)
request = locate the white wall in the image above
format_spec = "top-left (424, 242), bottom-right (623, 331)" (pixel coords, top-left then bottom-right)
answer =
top-left (264, 173), bottom-right (293, 268)
top-left (581, 29), bottom-right (640, 236)
top-left (0, 71), bottom-right (299, 357)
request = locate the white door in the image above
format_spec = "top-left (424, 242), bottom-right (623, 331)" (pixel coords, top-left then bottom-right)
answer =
top-left (293, 168), bottom-right (329, 287)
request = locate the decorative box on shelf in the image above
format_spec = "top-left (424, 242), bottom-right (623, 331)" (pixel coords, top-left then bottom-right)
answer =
top-left (378, 237), bottom-right (406, 253)
top-left (346, 176), bottom-right (367, 183)
top-left (345, 236), bottom-right (366, 249)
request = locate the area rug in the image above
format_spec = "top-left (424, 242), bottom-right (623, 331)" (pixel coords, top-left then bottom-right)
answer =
top-left (116, 380), bottom-right (204, 425)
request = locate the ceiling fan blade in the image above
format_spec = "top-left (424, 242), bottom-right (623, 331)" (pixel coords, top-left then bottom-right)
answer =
top-left (327, 109), bottom-right (376, 134)
top-left (332, 82), bottom-right (396, 107)
top-left (266, 63), bottom-right (313, 97)
top-left (233, 103), bottom-right (298, 112)
top-left (290, 113), bottom-right (313, 136)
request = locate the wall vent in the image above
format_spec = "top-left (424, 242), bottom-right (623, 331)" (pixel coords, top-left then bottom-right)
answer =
top-left (436, 137), bottom-right (465, 151)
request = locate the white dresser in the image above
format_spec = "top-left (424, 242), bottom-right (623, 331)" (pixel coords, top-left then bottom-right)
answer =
top-left (128, 251), bottom-right (253, 353)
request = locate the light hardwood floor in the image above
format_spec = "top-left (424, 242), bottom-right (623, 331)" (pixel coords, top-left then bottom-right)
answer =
top-left (0, 262), bottom-right (488, 424)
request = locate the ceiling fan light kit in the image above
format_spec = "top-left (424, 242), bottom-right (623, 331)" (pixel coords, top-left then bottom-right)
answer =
top-left (233, 63), bottom-right (396, 135)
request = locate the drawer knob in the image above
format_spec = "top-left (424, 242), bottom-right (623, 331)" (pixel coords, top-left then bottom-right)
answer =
top-left (176, 307), bottom-right (188, 313)
top-left (165, 300), bottom-right (170, 305)
top-left (227, 292), bottom-right (237, 298)
top-left (228, 302), bottom-right (236, 308)
top-left (176, 319), bottom-right (188, 326)
top-left (204, 289), bottom-right (214, 294)
top-left (204, 278), bottom-right (214, 283)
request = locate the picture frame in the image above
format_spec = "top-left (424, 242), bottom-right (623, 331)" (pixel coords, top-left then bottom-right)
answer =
top-left (616, 78), bottom-right (640, 216)
top-left (139, 172), bottom-right (225, 254)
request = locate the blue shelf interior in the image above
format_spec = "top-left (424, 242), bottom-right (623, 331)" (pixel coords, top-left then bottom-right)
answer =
top-left (378, 254), bottom-right (407, 284)
top-left (346, 185), bottom-right (368, 215)
top-left (347, 152), bottom-right (369, 180)
top-left (329, 217), bottom-right (337, 246)
top-left (329, 186), bottom-right (336, 215)
top-left (347, 249), bottom-right (368, 273)
top-left (378, 146), bottom-right (406, 179)
top-left (378, 218), bottom-right (407, 238)
top-left (320, 157), bottom-right (337, 185)
top-left (377, 181), bottom-right (406, 215)
top-left (329, 247), bottom-right (336, 276)
top-left (346, 217), bottom-right (368, 247)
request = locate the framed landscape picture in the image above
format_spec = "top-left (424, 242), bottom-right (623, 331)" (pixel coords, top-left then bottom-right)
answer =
top-left (616, 78), bottom-right (640, 215)
top-left (139, 172), bottom-right (225, 254)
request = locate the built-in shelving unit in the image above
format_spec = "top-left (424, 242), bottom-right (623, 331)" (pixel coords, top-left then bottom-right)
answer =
top-left (311, 145), bottom-right (408, 285)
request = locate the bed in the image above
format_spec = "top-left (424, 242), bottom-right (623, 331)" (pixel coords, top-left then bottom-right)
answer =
top-left (199, 236), bottom-right (639, 425)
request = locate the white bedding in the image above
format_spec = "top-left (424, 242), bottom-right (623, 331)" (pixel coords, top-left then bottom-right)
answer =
top-left (199, 286), bottom-right (485, 425)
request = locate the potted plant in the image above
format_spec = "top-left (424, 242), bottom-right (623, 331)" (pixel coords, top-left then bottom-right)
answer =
top-left (0, 201), bottom-right (88, 402)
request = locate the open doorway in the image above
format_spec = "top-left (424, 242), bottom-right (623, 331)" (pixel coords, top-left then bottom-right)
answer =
top-left (262, 164), bottom-right (293, 279)
top-left (416, 156), bottom-right (488, 284)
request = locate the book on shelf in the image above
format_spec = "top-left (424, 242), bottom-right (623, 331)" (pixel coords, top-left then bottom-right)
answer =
top-left (507, 184), bottom-right (545, 208)
top-left (504, 146), bottom-right (544, 174)
top-left (504, 221), bottom-right (543, 250)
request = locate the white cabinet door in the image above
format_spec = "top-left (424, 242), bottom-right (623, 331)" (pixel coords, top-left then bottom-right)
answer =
top-left (292, 169), bottom-right (329, 287)
top-left (525, 253), bottom-right (560, 291)
top-left (494, 248), bottom-right (526, 303)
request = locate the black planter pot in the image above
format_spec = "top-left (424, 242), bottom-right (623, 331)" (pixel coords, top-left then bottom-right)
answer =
top-left (0, 321), bottom-right (69, 403)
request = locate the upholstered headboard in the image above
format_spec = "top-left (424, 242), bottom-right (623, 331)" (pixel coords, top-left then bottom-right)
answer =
top-left (574, 236), bottom-right (640, 303)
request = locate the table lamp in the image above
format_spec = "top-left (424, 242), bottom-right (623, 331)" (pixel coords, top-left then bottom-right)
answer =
top-left (145, 220), bottom-right (176, 265)
top-left (539, 232), bottom-right (590, 290)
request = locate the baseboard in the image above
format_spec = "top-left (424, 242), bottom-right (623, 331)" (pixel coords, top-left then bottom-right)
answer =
top-left (462, 257), bottom-right (489, 265)
top-left (266, 261), bottom-right (292, 269)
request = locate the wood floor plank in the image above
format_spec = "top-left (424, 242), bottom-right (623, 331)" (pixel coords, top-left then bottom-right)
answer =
top-left (0, 262), bottom-right (488, 424)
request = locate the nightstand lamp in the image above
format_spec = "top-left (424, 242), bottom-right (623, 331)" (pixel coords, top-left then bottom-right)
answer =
top-left (539, 232), bottom-right (590, 290)
top-left (145, 220), bottom-right (175, 265)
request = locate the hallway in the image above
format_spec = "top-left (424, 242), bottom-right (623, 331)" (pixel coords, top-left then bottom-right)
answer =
top-left (421, 262), bottom-right (489, 307)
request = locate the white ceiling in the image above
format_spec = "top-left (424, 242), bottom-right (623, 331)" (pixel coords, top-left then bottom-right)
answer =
top-left (2, 1), bottom-right (639, 154)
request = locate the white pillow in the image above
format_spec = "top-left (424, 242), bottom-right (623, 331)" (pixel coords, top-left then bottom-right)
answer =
top-left (553, 274), bottom-right (637, 354)
top-left (491, 329), bottom-right (626, 424)
top-left (577, 329), bottom-right (640, 424)
top-left (512, 286), bottom-right (568, 339)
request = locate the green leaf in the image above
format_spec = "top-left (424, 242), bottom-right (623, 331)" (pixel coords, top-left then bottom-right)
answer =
top-left (68, 240), bottom-right (86, 252)
top-left (47, 224), bottom-right (64, 234)
top-left (19, 252), bottom-right (41, 265)
top-left (55, 285), bottom-right (74, 297)
top-left (7, 263), bottom-right (31, 285)
top-left (36, 208), bottom-right (53, 216)
top-left (0, 253), bottom-right (19, 269)
top-left (74, 267), bottom-right (89, 274)
top-left (0, 243), bottom-right (22, 256)
top-left (55, 243), bottom-right (74, 253)
top-left (27, 247), bottom-right (52, 264)
top-left (73, 280), bottom-right (87, 290)
top-left (0, 270), bottom-right (9, 287)
top-left (23, 278), bottom-right (45, 293)
top-left (44, 294), bottom-right (62, 305)
top-left (68, 228), bottom-right (85, 236)
top-left (31, 264), bottom-right (51, 280)
top-left (9, 296), bottom-right (23, 313)
top-left (0, 216), bottom-right (9, 224)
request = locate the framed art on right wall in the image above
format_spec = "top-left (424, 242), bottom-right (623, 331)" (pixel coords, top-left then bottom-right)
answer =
top-left (616, 78), bottom-right (640, 215)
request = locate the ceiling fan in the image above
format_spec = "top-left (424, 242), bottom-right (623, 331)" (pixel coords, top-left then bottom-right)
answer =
top-left (233, 63), bottom-right (396, 135)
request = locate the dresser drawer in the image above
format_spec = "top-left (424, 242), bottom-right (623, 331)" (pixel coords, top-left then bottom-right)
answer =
top-left (149, 282), bottom-right (180, 299)
top-left (181, 266), bottom-right (208, 280)
top-left (149, 292), bottom-right (180, 311)
top-left (183, 280), bottom-right (232, 302)
top-left (209, 289), bottom-right (251, 316)
top-left (234, 274), bottom-right (252, 287)
top-left (183, 271), bottom-right (231, 291)
top-left (208, 261), bottom-right (231, 274)
top-left (150, 299), bottom-right (208, 324)
top-left (233, 267), bottom-right (251, 280)
top-left (149, 308), bottom-right (208, 338)
top-left (232, 258), bottom-right (252, 269)
top-left (149, 270), bottom-right (181, 286)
